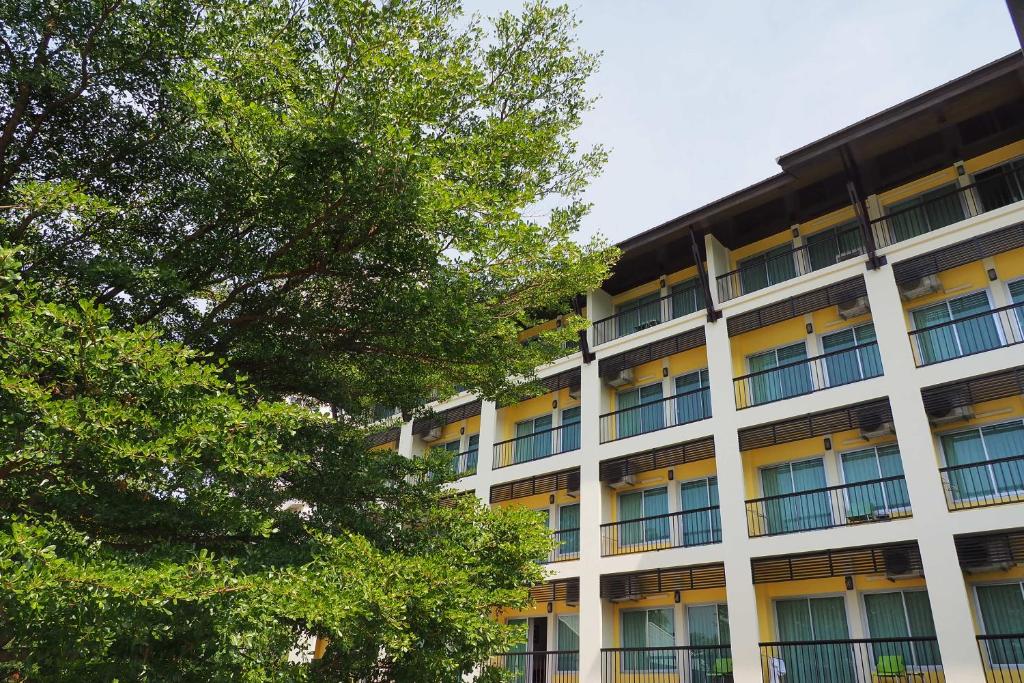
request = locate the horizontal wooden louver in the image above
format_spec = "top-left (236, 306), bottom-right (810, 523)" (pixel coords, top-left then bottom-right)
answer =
top-left (738, 398), bottom-right (892, 451)
top-left (530, 577), bottom-right (579, 604)
top-left (365, 426), bottom-right (400, 447)
top-left (599, 436), bottom-right (715, 481)
top-left (497, 368), bottom-right (581, 408)
top-left (600, 563), bottom-right (726, 599)
top-left (921, 365), bottom-right (1024, 414)
top-left (751, 542), bottom-right (921, 584)
top-left (412, 399), bottom-right (483, 435)
top-left (727, 276), bottom-right (866, 337)
top-left (955, 530), bottom-right (1024, 569)
top-left (892, 220), bottom-right (1024, 285)
top-left (599, 327), bottom-right (706, 379)
top-left (489, 467), bottom-right (580, 503)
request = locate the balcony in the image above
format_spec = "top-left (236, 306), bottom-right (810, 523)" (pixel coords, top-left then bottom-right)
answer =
top-left (759, 637), bottom-right (942, 682)
top-left (543, 527), bottom-right (580, 563)
top-left (599, 387), bottom-right (711, 443)
top-left (908, 300), bottom-right (1024, 367)
top-left (977, 634), bottom-right (1024, 682)
top-left (871, 161), bottom-right (1024, 250)
top-left (592, 283), bottom-right (705, 346)
top-left (601, 507), bottom-right (721, 556)
top-left (745, 476), bottom-right (910, 538)
top-left (450, 448), bottom-right (478, 478)
top-left (716, 225), bottom-right (865, 303)
top-left (490, 651), bottom-right (579, 683)
top-left (494, 422), bottom-right (581, 469)
top-left (734, 341), bottom-right (882, 409)
top-left (940, 453), bottom-right (1024, 511)
top-left (601, 645), bottom-right (733, 683)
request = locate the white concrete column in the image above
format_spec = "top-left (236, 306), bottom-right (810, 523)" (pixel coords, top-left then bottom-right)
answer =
top-left (587, 289), bottom-right (614, 348)
top-left (704, 233), bottom-right (731, 309)
top-left (398, 421), bottom-right (415, 458)
top-left (473, 400), bottom-right (498, 500)
top-left (704, 318), bottom-right (762, 680)
top-left (863, 265), bottom-right (987, 683)
top-left (577, 359), bottom-right (605, 681)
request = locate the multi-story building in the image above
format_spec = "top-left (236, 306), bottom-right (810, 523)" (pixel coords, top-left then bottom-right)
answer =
top-left (370, 52), bottom-right (1024, 682)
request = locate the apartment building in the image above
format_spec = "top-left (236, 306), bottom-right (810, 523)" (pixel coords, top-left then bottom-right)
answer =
top-left (368, 53), bottom-right (1024, 683)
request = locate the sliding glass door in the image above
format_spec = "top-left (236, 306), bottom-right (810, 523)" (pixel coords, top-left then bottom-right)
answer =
top-left (775, 597), bottom-right (854, 683)
top-left (912, 291), bottom-right (1001, 364)
top-left (760, 459), bottom-right (831, 534)
top-left (940, 420), bottom-right (1024, 501)
top-left (680, 477), bottom-right (721, 546)
top-left (840, 445), bottom-right (909, 518)
top-left (747, 342), bottom-right (812, 405)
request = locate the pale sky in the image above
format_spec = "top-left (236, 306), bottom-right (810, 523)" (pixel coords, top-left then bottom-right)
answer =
top-left (463, 0), bottom-right (1021, 244)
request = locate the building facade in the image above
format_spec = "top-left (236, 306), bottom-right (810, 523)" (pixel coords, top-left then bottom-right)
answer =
top-left (372, 53), bottom-right (1024, 682)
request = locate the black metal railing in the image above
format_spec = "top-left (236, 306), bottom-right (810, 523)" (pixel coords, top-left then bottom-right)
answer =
top-left (493, 422), bottom-right (581, 469)
top-left (746, 475), bottom-right (910, 537)
top-left (978, 635), bottom-right (1024, 681)
top-left (601, 507), bottom-right (721, 556)
top-left (490, 651), bottom-right (579, 682)
top-left (599, 387), bottom-right (711, 443)
top-left (760, 637), bottom-right (942, 683)
top-left (871, 163), bottom-right (1024, 249)
top-left (592, 290), bottom-right (705, 346)
top-left (543, 528), bottom-right (580, 563)
top-left (717, 236), bottom-right (865, 303)
top-left (909, 300), bottom-right (1024, 367)
top-left (450, 448), bottom-right (478, 478)
top-left (733, 341), bottom-right (882, 409)
top-left (601, 645), bottom-right (732, 682)
top-left (940, 453), bottom-right (1024, 511)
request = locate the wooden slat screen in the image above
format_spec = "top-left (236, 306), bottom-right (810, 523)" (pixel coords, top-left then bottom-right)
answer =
top-left (530, 577), bottom-right (580, 604)
top-left (490, 467), bottom-right (580, 504)
top-left (598, 328), bottom-right (707, 379)
top-left (600, 563), bottom-right (726, 600)
top-left (599, 436), bottom-right (716, 481)
top-left (366, 426), bottom-right (400, 448)
top-left (955, 530), bottom-right (1024, 569)
top-left (412, 399), bottom-right (483, 435)
top-left (892, 220), bottom-right (1024, 285)
top-left (921, 365), bottom-right (1024, 414)
top-left (751, 542), bottom-right (922, 584)
top-left (726, 276), bottom-right (866, 337)
top-left (738, 398), bottom-right (892, 451)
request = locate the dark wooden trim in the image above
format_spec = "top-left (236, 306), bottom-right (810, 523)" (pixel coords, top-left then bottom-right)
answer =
top-left (412, 398), bottom-right (483, 435)
top-left (366, 426), bottom-right (400, 448)
top-left (751, 542), bottom-right (921, 584)
top-left (726, 276), bottom-right (867, 338)
top-left (892, 220), bottom-right (1024, 285)
top-left (921, 365), bottom-right (1024, 414)
top-left (598, 327), bottom-right (706, 379)
top-left (490, 467), bottom-right (580, 504)
top-left (600, 563), bottom-right (726, 599)
top-left (599, 436), bottom-right (715, 481)
top-left (738, 398), bottom-right (892, 451)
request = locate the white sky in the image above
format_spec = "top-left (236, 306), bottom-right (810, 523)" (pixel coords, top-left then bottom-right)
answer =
top-left (463, 0), bottom-right (1021, 244)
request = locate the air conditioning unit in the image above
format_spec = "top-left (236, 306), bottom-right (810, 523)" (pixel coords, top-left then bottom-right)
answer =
top-left (898, 274), bottom-right (942, 301)
top-left (568, 384), bottom-right (581, 400)
top-left (607, 473), bottom-right (636, 489)
top-left (883, 547), bottom-right (923, 580)
top-left (421, 426), bottom-right (443, 442)
top-left (837, 295), bottom-right (870, 320)
top-left (960, 536), bottom-right (1015, 574)
top-left (858, 409), bottom-right (896, 440)
top-left (605, 368), bottom-right (634, 388)
top-left (927, 402), bottom-right (974, 426)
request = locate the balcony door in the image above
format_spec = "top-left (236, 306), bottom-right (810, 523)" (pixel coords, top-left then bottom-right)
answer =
top-left (680, 477), bottom-right (720, 546)
top-left (674, 369), bottom-right (711, 424)
top-left (617, 383), bottom-right (664, 437)
top-left (940, 419), bottom-right (1024, 502)
top-left (821, 323), bottom-right (882, 387)
top-left (760, 459), bottom-right (831, 534)
top-left (514, 414), bottom-right (552, 463)
top-left (747, 342), bottom-right (812, 406)
top-left (887, 185), bottom-right (966, 243)
top-left (863, 590), bottom-right (940, 669)
top-left (507, 617), bottom-right (547, 683)
top-left (840, 445), bottom-right (909, 518)
top-left (616, 292), bottom-right (662, 338)
top-left (975, 158), bottom-right (1024, 212)
top-left (774, 596), bottom-right (854, 683)
top-left (687, 603), bottom-right (730, 683)
top-left (557, 503), bottom-right (579, 558)
top-left (619, 487), bottom-right (668, 547)
top-left (805, 220), bottom-right (863, 271)
top-left (911, 291), bottom-right (1001, 364)
top-left (977, 582), bottom-right (1024, 666)
top-left (560, 406), bottom-right (580, 452)
top-left (739, 243), bottom-right (797, 294)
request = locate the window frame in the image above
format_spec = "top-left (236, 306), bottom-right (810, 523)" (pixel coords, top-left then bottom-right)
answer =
top-left (619, 606), bottom-right (677, 673)
top-left (909, 288), bottom-right (1003, 363)
top-left (937, 417), bottom-right (1024, 502)
top-left (858, 588), bottom-right (941, 672)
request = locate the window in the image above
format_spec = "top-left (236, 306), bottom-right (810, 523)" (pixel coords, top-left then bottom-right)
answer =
top-left (464, 434), bottom-right (479, 475)
top-left (560, 406), bottom-right (581, 452)
top-left (863, 591), bottom-right (940, 668)
top-left (557, 615), bottom-right (580, 672)
top-left (674, 369), bottom-right (711, 425)
top-left (617, 382), bottom-right (665, 437)
top-left (619, 487), bottom-right (669, 546)
top-left (1010, 279), bottom-right (1024, 332)
top-left (514, 414), bottom-right (553, 463)
top-left (687, 604), bottom-right (730, 683)
top-left (616, 292), bottom-right (663, 338)
top-left (840, 445), bottom-right (909, 517)
top-left (680, 477), bottom-right (720, 546)
top-left (886, 184), bottom-right (966, 243)
top-left (977, 583), bottom-right (1024, 665)
top-left (940, 420), bottom-right (1024, 501)
top-left (975, 158), bottom-right (1024, 212)
top-left (439, 438), bottom-right (465, 476)
top-left (671, 278), bottom-right (704, 319)
top-left (805, 221), bottom-right (864, 271)
top-left (747, 342), bottom-right (811, 405)
top-left (621, 608), bottom-right (675, 672)
top-left (912, 290), bottom-right (1001, 364)
top-left (821, 323), bottom-right (882, 387)
top-left (739, 243), bottom-right (797, 294)
top-left (775, 597), bottom-right (852, 683)
top-left (557, 503), bottom-right (580, 557)
top-left (760, 459), bottom-right (831, 534)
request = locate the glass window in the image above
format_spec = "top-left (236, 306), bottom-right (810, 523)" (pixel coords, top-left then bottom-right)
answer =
top-left (616, 292), bottom-right (663, 338)
top-left (912, 290), bottom-right (1001, 364)
top-left (863, 591), bottom-right (940, 667)
top-left (464, 434), bottom-right (479, 475)
top-left (760, 459), bottom-right (831, 534)
top-left (821, 323), bottom-right (882, 387)
top-left (1010, 279), bottom-right (1024, 332)
top-left (941, 420), bottom-right (1024, 501)
top-left (557, 503), bottom-right (579, 557)
top-left (840, 445), bottom-right (909, 518)
top-left (805, 221), bottom-right (864, 271)
top-left (674, 369), bottom-right (711, 425)
top-left (619, 487), bottom-right (669, 546)
top-left (679, 477), bottom-right (721, 546)
top-left (977, 583), bottom-right (1024, 665)
top-left (975, 158), bottom-right (1024, 212)
top-left (739, 243), bottom-right (798, 294)
top-left (622, 608), bottom-right (675, 672)
top-left (560, 406), bottom-right (581, 452)
top-left (617, 383), bottom-right (665, 437)
top-left (747, 342), bottom-right (812, 406)
top-left (687, 604), bottom-right (730, 683)
top-left (886, 184), bottom-right (966, 243)
top-left (671, 278), bottom-right (704, 319)
top-left (557, 615), bottom-right (580, 671)
top-left (514, 414), bottom-right (553, 463)
top-left (775, 597), bottom-right (852, 683)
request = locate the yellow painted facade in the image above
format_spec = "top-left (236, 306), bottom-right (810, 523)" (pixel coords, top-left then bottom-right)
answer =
top-left (606, 459), bottom-right (717, 523)
top-left (498, 386), bottom-right (581, 442)
top-left (605, 348), bottom-right (709, 414)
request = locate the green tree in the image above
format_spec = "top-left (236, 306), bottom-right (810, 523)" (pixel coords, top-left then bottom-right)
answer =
top-left (0, 246), bottom-right (552, 680)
